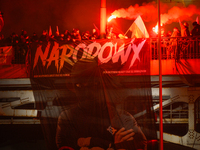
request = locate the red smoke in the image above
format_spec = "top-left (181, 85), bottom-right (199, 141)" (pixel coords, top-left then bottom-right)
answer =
top-left (161, 5), bottom-right (200, 25)
top-left (111, 2), bottom-right (158, 22)
top-left (110, 2), bottom-right (200, 25)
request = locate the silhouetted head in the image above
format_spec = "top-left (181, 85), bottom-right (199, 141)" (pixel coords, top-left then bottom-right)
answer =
top-left (192, 21), bottom-right (198, 26)
top-left (71, 58), bottom-right (101, 99)
top-left (184, 22), bottom-right (189, 27)
top-left (70, 58), bottom-right (107, 112)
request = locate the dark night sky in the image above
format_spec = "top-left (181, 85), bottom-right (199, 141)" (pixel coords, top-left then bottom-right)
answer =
top-left (0, 0), bottom-right (200, 38)
top-left (0, 0), bottom-right (141, 37)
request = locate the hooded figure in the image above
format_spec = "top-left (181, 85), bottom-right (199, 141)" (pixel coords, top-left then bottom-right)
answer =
top-left (56, 58), bottom-right (147, 150)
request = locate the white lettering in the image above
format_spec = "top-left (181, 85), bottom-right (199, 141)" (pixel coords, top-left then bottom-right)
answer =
top-left (33, 39), bottom-right (146, 73)
top-left (33, 42), bottom-right (51, 70)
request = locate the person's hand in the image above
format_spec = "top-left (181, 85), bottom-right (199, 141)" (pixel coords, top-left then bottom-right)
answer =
top-left (114, 127), bottom-right (135, 144)
top-left (77, 137), bottom-right (91, 147)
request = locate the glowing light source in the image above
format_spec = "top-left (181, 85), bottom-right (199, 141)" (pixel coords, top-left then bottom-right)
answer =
top-left (152, 24), bottom-right (158, 34)
top-left (107, 15), bottom-right (116, 22)
top-left (152, 23), bottom-right (163, 34)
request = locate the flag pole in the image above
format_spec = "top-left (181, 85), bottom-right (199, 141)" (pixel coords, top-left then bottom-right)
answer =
top-left (124, 18), bottom-right (136, 36)
top-left (158, 0), bottom-right (163, 149)
top-left (124, 26), bottom-right (131, 36)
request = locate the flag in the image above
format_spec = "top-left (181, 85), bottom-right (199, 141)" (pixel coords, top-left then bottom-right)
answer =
top-left (93, 23), bottom-right (100, 35)
top-left (49, 26), bottom-right (52, 36)
top-left (0, 12), bottom-right (4, 32)
top-left (0, 46), bottom-right (13, 65)
top-left (56, 26), bottom-right (59, 33)
top-left (196, 16), bottom-right (199, 24)
top-left (129, 15), bottom-right (149, 38)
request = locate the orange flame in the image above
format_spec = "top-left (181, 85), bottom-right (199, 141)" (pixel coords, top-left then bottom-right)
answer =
top-left (107, 15), bottom-right (116, 22)
top-left (152, 24), bottom-right (158, 34)
top-left (152, 23), bottom-right (163, 34)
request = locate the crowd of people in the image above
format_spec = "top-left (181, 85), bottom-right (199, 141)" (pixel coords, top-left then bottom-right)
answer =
top-left (0, 28), bottom-right (100, 47)
top-left (0, 20), bottom-right (200, 64)
top-left (0, 26), bottom-right (128, 48)
top-left (0, 28), bottom-right (101, 64)
top-left (166, 21), bottom-right (200, 60)
top-left (0, 20), bottom-right (200, 47)
top-left (0, 26), bottom-right (128, 64)
top-left (159, 20), bottom-right (200, 38)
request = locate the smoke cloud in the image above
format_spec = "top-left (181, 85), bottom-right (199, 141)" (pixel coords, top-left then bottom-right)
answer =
top-left (111, 1), bottom-right (200, 25)
top-left (111, 2), bottom-right (158, 22)
top-left (161, 4), bottom-right (200, 24)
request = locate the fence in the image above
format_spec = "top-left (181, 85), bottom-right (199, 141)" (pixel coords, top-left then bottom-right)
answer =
top-left (1, 37), bottom-right (200, 65)
top-left (150, 36), bottom-right (200, 60)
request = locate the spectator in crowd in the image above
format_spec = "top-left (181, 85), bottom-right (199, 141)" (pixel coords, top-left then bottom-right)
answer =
top-left (17, 30), bottom-right (29, 64)
top-left (39, 30), bottom-right (49, 43)
top-left (81, 31), bottom-right (91, 40)
top-left (161, 27), bottom-right (166, 37)
top-left (171, 27), bottom-right (181, 37)
top-left (90, 28), bottom-right (99, 40)
top-left (179, 20), bottom-right (190, 37)
top-left (7, 32), bottom-right (19, 45)
top-left (52, 31), bottom-right (62, 41)
top-left (190, 21), bottom-right (200, 36)
top-left (60, 33), bottom-right (64, 41)
top-left (63, 30), bottom-right (72, 43)
top-left (166, 31), bottom-right (172, 37)
top-left (190, 21), bottom-right (200, 55)
top-left (170, 27), bottom-right (181, 60)
top-left (30, 32), bottom-right (39, 43)
top-left (71, 28), bottom-right (81, 42)
top-left (20, 30), bottom-right (29, 44)
top-left (106, 26), bottom-right (117, 39)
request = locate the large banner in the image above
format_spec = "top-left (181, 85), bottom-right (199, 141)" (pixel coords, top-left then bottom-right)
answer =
top-left (31, 38), bottom-right (150, 77)
top-left (30, 39), bottom-right (157, 150)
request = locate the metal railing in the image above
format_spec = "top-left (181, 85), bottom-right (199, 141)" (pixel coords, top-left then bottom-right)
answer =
top-left (2, 36), bottom-right (200, 65)
top-left (150, 36), bottom-right (200, 60)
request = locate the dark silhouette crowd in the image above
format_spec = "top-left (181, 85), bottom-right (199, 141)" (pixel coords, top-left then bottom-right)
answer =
top-left (0, 28), bottom-right (100, 47)
top-left (0, 26), bottom-right (128, 64)
top-left (150, 20), bottom-right (200, 38)
top-left (0, 28), bottom-right (101, 64)
top-left (0, 20), bottom-right (200, 64)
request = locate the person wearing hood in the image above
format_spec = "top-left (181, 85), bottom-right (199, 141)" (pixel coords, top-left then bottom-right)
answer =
top-left (55, 58), bottom-right (147, 150)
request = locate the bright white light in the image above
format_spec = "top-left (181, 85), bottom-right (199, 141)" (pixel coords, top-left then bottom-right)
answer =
top-left (107, 15), bottom-right (116, 22)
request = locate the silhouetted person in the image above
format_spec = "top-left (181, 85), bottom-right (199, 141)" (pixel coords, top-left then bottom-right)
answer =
top-left (39, 30), bottom-right (49, 43)
top-left (56, 59), bottom-right (147, 150)
top-left (191, 21), bottom-right (200, 36)
top-left (179, 20), bottom-right (190, 37)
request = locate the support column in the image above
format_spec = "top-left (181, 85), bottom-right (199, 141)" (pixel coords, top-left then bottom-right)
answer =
top-left (100, 0), bottom-right (106, 39)
top-left (158, 0), bottom-right (163, 149)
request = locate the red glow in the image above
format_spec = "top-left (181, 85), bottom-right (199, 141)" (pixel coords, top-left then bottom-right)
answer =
top-left (147, 139), bottom-right (158, 144)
